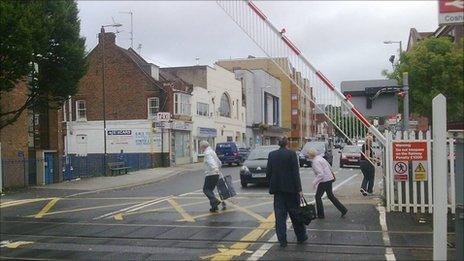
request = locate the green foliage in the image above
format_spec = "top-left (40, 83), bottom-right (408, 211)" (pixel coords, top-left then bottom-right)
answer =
top-left (383, 37), bottom-right (464, 122)
top-left (0, 0), bottom-right (87, 128)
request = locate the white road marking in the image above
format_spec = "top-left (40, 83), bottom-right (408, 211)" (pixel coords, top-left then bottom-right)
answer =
top-left (93, 196), bottom-right (171, 220)
top-left (377, 205), bottom-right (396, 261)
top-left (247, 174), bottom-right (359, 261)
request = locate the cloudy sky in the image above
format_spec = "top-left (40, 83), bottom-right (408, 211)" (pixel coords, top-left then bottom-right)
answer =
top-left (77, 1), bottom-right (439, 87)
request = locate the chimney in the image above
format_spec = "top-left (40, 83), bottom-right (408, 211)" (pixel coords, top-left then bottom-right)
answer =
top-left (98, 27), bottom-right (116, 45)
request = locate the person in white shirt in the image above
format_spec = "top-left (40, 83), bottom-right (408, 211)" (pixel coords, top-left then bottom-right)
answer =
top-left (200, 140), bottom-right (226, 212)
top-left (308, 148), bottom-right (347, 219)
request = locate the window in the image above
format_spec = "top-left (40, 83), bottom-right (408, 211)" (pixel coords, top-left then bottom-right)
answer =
top-left (196, 102), bottom-right (209, 116)
top-left (291, 93), bottom-right (298, 100)
top-left (292, 109), bottom-right (298, 116)
top-left (148, 97), bottom-right (159, 118)
top-left (219, 93), bottom-right (231, 117)
top-left (76, 100), bottom-right (86, 121)
top-left (62, 101), bottom-right (67, 122)
top-left (174, 93), bottom-right (191, 115)
top-left (236, 99), bottom-right (239, 119)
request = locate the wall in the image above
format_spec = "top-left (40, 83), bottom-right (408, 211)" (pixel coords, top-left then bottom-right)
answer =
top-left (0, 81), bottom-right (29, 188)
top-left (191, 86), bottom-right (216, 160)
top-left (250, 69), bottom-right (281, 126)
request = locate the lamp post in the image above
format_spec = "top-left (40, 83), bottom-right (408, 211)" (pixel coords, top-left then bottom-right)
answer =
top-left (101, 23), bottom-right (122, 174)
top-left (383, 40), bottom-right (402, 60)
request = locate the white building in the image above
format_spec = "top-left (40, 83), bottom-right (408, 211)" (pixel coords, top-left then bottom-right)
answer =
top-left (161, 64), bottom-right (246, 162)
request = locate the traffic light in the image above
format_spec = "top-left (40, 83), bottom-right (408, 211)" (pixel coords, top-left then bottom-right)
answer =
top-left (346, 94), bottom-right (352, 101)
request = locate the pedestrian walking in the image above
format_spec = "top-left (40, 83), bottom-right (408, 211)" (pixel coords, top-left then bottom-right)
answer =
top-left (360, 135), bottom-right (375, 196)
top-left (266, 137), bottom-right (308, 248)
top-left (308, 148), bottom-right (347, 219)
top-left (200, 140), bottom-right (226, 212)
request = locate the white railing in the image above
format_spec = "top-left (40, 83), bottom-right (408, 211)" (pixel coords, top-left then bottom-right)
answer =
top-left (385, 130), bottom-right (456, 213)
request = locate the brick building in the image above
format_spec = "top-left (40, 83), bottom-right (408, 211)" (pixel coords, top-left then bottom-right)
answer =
top-left (63, 29), bottom-right (192, 179)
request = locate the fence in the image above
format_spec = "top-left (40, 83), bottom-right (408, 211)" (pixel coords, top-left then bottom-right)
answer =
top-left (385, 130), bottom-right (456, 214)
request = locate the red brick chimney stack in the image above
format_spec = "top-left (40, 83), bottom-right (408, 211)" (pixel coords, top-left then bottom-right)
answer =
top-left (98, 27), bottom-right (116, 45)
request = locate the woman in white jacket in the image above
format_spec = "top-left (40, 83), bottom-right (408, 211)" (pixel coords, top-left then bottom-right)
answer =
top-left (309, 148), bottom-right (347, 219)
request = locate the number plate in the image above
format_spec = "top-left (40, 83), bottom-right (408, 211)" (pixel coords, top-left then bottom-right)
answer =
top-left (252, 173), bottom-right (266, 178)
top-left (349, 159), bottom-right (357, 162)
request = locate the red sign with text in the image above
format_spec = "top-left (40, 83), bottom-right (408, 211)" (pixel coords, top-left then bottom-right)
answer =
top-left (392, 141), bottom-right (428, 161)
top-left (439, 0), bottom-right (464, 13)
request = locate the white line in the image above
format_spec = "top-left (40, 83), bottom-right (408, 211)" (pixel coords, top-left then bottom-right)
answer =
top-left (377, 205), bottom-right (396, 261)
top-left (247, 174), bottom-right (358, 261)
top-left (93, 196), bottom-right (171, 220)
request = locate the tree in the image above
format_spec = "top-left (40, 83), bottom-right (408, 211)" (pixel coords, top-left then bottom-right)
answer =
top-left (383, 37), bottom-right (463, 123)
top-left (0, 0), bottom-right (87, 129)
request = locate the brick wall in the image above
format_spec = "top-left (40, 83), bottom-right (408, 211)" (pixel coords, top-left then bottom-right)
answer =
top-left (0, 81), bottom-right (29, 188)
top-left (72, 32), bottom-right (161, 121)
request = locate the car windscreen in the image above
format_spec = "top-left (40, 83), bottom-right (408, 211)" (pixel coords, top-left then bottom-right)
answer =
top-left (247, 147), bottom-right (278, 160)
top-left (216, 143), bottom-right (235, 152)
top-left (342, 146), bottom-right (360, 154)
top-left (301, 142), bottom-right (326, 155)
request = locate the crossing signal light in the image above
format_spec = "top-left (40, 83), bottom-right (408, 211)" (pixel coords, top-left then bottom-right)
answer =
top-left (346, 94), bottom-right (352, 101)
top-left (397, 91), bottom-right (405, 98)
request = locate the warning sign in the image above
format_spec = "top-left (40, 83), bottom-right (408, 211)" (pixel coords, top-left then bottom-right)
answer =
top-left (412, 161), bottom-right (428, 181)
top-left (393, 161), bottom-right (409, 181)
top-left (392, 141), bottom-right (428, 161)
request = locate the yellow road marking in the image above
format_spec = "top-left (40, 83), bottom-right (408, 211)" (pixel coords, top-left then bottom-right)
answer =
top-left (179, 201), bottom-right (272, 222)
top-left (34, 198), bottom-right (60, 218)
top-left (122, 200), bottom-right (209, 218)
top-left (0, 198), bottom-right (50, 208)
top-left (225, 202), bottom-right (267, 222)
top-left (167, 198), bottom-right (195, 222)
top-left (26, 202), bottom-right (136, 218)
top-left (0, 240), bottom-right (34, 249)
top-left (201, 214), bottom-right (275, 260)
top-left (114, 213), bottom-right (124, 221)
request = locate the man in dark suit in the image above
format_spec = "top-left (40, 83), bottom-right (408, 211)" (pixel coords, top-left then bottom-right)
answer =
top-left (266, 137), bottom-right (308, 247)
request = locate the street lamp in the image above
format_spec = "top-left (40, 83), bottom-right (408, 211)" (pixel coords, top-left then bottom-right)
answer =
top-left (101, 23), bottom-right (122, 174)
top-left (383, 40), bottom-right (402, 61)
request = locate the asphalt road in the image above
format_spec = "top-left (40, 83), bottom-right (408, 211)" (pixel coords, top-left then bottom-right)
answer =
top-left (0, 154), bottom-right (447, 260)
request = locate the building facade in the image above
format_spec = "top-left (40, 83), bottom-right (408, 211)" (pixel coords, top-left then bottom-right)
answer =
top-left (161, 64), bottom-right (246, 162)
top-left (234, 69), bottom-right (283, 148)
top-left (217, 57), bottom-right (314, 150)
top-left (63, 29), bottom-right (192, 179)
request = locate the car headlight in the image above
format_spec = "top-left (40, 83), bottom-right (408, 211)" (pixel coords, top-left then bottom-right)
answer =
top-left (242, 166), bottom-right (249, 172)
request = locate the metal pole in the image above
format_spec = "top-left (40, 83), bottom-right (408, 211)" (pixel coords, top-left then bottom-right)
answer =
top-left (0, 142), bottom-right (3, 193)
top-left (403, 72), bottom-right (409, 131)
top-left (432, 94), bottom-right (447, 260)
top-left (101, 27), bottom-right (107, 175)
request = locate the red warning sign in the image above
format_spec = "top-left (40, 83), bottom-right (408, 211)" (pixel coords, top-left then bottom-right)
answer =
top-left (392, 141), bottom-right (427, 161)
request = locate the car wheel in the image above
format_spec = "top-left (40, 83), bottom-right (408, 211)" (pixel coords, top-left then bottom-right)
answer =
top-left (340, 163), bottom-right (344, 168)
top-left (300, 163), bottom-right (304, 167)
top-left (241, 181), bottom-right (248, 188)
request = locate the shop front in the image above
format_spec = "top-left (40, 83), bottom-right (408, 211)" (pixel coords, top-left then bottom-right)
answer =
top-left (193, 127), bottom-right (217, 162)
top-left (171, 121), bottom-right (193, 165)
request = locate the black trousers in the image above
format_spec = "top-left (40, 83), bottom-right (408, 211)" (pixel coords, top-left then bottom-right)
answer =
top-left (315, 181), bottom-right (347, 218)
top-left (360, 160), bottom-right (375, 193)
top-left (273, 192), bottom-right (307, 244)
top-left (203, 175), bottom-right (220, 207)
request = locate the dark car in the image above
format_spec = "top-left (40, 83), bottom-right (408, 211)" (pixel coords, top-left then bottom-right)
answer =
top-left (300, 141), bottom-right (334, 167)
top-left (238, 146), bottom-right (250, 162)
top-left (339, 145), bottom-right (361, 168)
top-left (239, 145), bottom-right (279, 188)
top-left (215, 142), bottom-right (242, 166)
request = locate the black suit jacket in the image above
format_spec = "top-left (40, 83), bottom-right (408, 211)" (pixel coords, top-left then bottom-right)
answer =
top-left (266, 147), bottom-right (302, 194)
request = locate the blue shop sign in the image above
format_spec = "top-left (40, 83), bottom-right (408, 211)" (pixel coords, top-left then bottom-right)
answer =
top-left (198, 127), bottom-right (217, 138)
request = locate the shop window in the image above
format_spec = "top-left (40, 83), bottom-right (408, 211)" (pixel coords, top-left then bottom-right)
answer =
top-left (196, 102), bottom-right (209, 116)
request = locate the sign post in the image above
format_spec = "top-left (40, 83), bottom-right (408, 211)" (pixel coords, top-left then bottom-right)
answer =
top-left (155, 112), bottom-right (171, 167)
top-left (438, 0), bottom-right (464, 25)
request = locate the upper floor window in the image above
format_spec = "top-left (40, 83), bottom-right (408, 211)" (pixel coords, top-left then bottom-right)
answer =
top-left (148, 97), bottom-right (160, 118)
top-left (174, 93), bottom-right (191, 116)
top-left (196, 102), bottom-right (209, 116)
top-left (291, 93), bottom-right (298, 100)
top-left (291, 109), bottom-right (298, 116)
top-left (219, 93), bottom-right (231, 118)
top-left (76, 100), bottom-right (86, 121)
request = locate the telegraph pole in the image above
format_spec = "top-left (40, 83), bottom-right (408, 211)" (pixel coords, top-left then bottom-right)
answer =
top-left (403, 72), bottom-right (409, 131)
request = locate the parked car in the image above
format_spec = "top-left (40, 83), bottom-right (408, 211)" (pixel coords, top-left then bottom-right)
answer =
top-left (339, 145), bottom-right (361, 168)
top-left (300, 140), bottom-right (334, 167)
top-left (238, 146), bottom-right (250, 161)
top-left (215, 142), bottom-right (242, 166)
top-left (239, 145), bottom-right (279, 187)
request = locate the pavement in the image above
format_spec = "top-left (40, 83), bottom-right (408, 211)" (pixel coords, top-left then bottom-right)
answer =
top-left (0, 153), bottom-right (457, 260)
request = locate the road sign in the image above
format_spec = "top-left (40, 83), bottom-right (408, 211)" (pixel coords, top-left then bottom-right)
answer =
top-left (413, 161), bottom-right (428, 181)
top-left (156, 112), bottom-right (171, 122)
top-left (438, 0), bottom-right (464, 25)
top-left (393, 160), bottom-right (409, 181)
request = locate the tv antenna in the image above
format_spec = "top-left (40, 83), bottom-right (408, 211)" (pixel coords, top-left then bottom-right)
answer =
top-left (120, 11), bottom-right (134, 48)
top-left (111, 17), bottom-right (123, 34)
top-left (136, 43), bottom-right (142, 53)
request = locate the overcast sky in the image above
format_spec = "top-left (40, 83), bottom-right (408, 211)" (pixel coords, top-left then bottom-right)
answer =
top-left (77, 1), bottom-right (439, 88)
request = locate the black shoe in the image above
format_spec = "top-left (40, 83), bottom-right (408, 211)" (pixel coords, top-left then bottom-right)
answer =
top-left (221, 202), bottom-right (227, 210)
top-left (297, 235), bottom-right (308, 244)
top-left (360, 188), bottom-right (367, 196)
top-left (280, 241), bottom-right (288, 248)
top-left (341, 209), bottom-right (348, 218)
top-left (209, 207), bottom-right (218, 213)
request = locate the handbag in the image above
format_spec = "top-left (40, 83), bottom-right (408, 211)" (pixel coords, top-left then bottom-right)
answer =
top-left (217, 172), bottom-right (237, 200)
top-left (290, 196), bottom-right (317, 225)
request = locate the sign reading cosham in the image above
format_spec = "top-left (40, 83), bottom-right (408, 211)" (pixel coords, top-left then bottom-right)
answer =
top-left (438, 0), bottom-right (464, 25)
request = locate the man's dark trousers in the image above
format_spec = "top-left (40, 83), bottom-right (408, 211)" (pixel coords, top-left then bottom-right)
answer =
top-left (273, 192), bottom-right (307, 244)
top-left (203, 175), bottom-right (220, 207)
